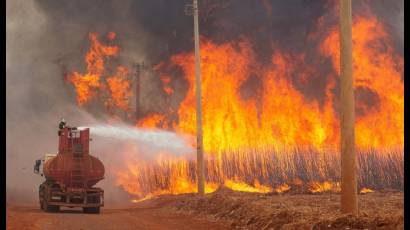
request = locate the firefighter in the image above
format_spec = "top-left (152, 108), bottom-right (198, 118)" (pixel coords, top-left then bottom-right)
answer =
top-left (59, 118), bottom-right (66, 129)
top-left (58, 118), bottom-right (66, 136)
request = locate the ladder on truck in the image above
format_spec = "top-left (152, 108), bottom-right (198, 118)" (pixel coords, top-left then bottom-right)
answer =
top-left (70, 143), bottom-right (85, 188)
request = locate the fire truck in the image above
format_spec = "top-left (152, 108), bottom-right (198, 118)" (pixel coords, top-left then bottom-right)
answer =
top-left (34, 126), bottom-right (104, 213)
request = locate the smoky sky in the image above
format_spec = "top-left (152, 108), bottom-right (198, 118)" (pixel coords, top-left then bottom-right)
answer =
top-left (34, 0), bottom-right (403, 63)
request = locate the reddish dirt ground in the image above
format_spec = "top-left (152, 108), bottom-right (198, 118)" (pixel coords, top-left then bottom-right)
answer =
top-left (6, 199), bottom-right (230, 230)
top-left (6, 190), bottom-right (403, 230)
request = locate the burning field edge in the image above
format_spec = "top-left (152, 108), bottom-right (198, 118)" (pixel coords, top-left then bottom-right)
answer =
top-left (119, 148), bottom-right (403, 199)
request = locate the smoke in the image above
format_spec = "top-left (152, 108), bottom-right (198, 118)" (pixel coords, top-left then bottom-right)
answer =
top-left (7, 0), bottom-right (61, 204)
top-left (368, 0), bottom-right (404, 55)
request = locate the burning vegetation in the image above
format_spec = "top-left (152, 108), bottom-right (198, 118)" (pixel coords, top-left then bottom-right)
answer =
top-left (66, 5), bottom-right (403, 201)
top-left (67, 32), bottom-right (131, 113)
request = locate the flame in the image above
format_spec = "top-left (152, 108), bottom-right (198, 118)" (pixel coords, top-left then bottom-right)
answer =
top-left (308, 181), bottom-right (341, 193)
top-left (116, 155), bottom-right (218, 199)
top-left (161, 75), bottom-right (174, 95)
top-left (260, 52), bottom-right (335, 149)
top-left (320, 16), bottom-right (404, 148)
top-left (131, 196), bottom-right (152, 203)
top-left (65, 13), bottom-right (402, 198)
top-left (360, 188), bottom-right (374, 194)
top-left (67, 32), bottom-right (131, 113)
top-left (137, 113), bottom-right (170, 129)
top-left (169, 15), bottom-right (403, 154)
top-left (106, 66), bottom-right (132, 111)
top-left (224, 179), bottom-right (272, 193)
top-left (116, 13), bottom-right (402, 198)
top-left (274, 183), bottom-right (291, 194)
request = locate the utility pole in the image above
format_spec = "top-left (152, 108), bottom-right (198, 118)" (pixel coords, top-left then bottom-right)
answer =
top-left (133, 62), bottom-right (145, 121)
top-left (339, 0), bottom-right (358, 215)
top-left (186, 0), bottom-right (205, 195)
top-left (133, 63), bottom-right (141, 121)
top-left (193, 0), bottom-right (205, 196)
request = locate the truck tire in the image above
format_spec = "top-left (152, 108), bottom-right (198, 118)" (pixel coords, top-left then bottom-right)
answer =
top-left (83, 207), bottom-right (100, 214)
top-left (49, 205), bottom-right (60, 212)
top-left (42, 199), bottom-right (49, 212)
top-left (41, 191), bottom-right (60, 212)
top-left (42, 198), bottom-right (60, 212)
top-left (39, 185), bottom-right (45, 210)
top-left (40, 198), bottom-right (45, 210)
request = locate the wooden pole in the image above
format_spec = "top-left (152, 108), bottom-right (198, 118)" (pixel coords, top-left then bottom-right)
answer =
top-left (135, 63), bottom-right (141, 121)
top-left (339, 0), bottom-right (358, 215)
top-left (193, 0), bottom-right (205, 195)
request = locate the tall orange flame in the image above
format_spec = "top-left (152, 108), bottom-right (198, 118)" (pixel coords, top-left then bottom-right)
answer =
top-left (67, 32), bottom-right (132, 113)
top-left (106, 66), bottom-right (132, 111)
top-left (321, 16), bottom-right (404, 148)
top-left (115, 14), bottom-right (403, 198)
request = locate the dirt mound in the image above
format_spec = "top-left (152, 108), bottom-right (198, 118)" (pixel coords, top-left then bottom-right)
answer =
top-left (164, 190), bottom-right (403, 229)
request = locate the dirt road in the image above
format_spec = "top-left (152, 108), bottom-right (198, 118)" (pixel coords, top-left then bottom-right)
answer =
top-left (6, 200), bottom-right (230, 230)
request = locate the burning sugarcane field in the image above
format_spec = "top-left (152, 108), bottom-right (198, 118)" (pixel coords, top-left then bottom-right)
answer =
top-left (6, 0), bottom-right (404, 229)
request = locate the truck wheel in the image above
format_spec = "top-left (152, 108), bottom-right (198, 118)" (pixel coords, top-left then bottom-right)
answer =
top-left (83, 207), bottom-right (90, 213)
top-left (40, 200), bottom-right (45, 210)
top-left (43, 200), bottom-right (60, 212)
top-left (42, 196), bottom-right (49, 212)
top-left (83, 207), bottom-right (100, 214)
top-left (39, 187), bottom-right (45, 210)
top-left (46, 205), bottom-right (60, 212)
top-left (42, 200), bottom-right (50, 212)
top-left (50, 205), bottom-right (60, 212)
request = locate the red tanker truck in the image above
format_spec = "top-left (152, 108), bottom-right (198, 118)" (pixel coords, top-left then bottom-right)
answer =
top-left (34, 125), bottom-right (104, 213)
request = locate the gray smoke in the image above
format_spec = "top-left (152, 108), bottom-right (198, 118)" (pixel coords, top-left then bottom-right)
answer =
top-left (369, 0), bottom-right (404, 55)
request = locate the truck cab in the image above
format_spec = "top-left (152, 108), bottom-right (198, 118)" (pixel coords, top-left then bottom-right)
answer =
top-left (34, 154), bottom-right (57, 176)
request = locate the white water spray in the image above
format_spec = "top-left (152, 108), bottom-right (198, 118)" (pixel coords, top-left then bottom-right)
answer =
top-left (80, 124), bottom-right (194, 154)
